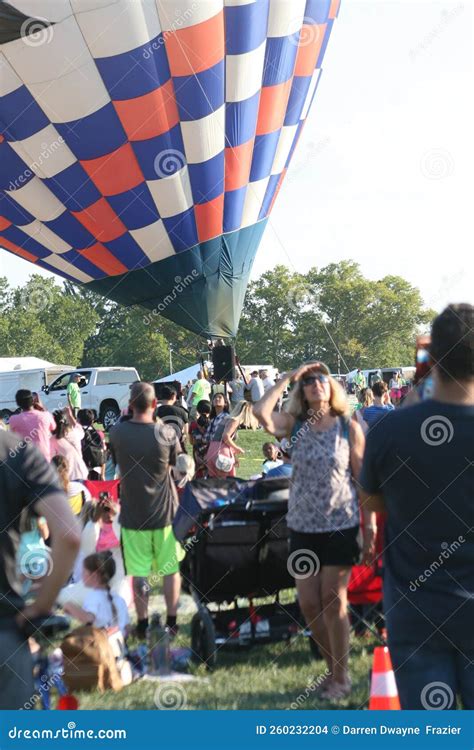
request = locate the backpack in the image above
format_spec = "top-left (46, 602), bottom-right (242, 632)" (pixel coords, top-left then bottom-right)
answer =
top-left (60, 625), bottom-right (123, 693)
top-left (82, 427), bottom-right (106, 469)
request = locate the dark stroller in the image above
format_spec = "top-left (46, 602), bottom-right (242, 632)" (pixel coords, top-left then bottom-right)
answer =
top-left (173, 476), bottom-right (310, 668)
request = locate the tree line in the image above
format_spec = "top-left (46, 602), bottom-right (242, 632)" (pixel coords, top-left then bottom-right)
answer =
top-left (0, 261), bottom-right (434, 380)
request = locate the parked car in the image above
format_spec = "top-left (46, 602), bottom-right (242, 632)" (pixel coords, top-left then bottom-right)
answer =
top-left (0, 363), bottom-right (73, 421)
top-left (42, 367), bottom-right (140, 429)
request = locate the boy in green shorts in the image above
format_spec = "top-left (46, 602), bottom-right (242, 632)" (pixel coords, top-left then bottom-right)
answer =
top-left (109, 382), bottom-right (183, 638)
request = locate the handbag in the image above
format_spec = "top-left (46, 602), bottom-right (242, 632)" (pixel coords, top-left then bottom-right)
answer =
top-left (215, 447), bottom-right (235, 473)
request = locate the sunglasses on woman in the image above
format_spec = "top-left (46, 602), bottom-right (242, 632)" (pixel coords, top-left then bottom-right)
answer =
top-left (302, 374), bottom-right (329, 386)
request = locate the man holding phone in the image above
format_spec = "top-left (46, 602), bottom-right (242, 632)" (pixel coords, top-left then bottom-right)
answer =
top-left (359, 304), bottom-right (474, 709)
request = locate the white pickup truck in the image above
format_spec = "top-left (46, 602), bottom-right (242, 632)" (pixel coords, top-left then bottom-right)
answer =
top-left (41, 367), bottom-right (140, 429)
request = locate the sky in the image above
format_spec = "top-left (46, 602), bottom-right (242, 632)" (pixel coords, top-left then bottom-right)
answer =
top-left (1, 0), bottom-right (473, 313)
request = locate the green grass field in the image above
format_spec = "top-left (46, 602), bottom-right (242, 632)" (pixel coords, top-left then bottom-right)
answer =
top-left (67, 430), bottom-right (374, 711)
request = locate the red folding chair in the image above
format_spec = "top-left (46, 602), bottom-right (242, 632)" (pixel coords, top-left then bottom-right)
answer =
top-left (348, 513), bottom-right (386, 643)
top-left (83, 479), bottom-right (120, 502)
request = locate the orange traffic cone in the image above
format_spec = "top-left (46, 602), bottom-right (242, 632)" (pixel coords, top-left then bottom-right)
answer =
top-left (369, 646), bottom-right (401, 709)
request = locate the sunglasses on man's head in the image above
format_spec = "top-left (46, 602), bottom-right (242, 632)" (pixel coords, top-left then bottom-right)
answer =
top-left (302, 374), bottom-right (329, 386)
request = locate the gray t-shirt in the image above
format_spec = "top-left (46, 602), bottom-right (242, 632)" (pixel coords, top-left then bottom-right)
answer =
top-left (109, 421), bottom-right (178, 530)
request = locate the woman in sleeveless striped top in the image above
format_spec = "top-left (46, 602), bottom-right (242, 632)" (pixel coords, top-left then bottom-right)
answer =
top-left (254, 362), bottom-right (377, 701)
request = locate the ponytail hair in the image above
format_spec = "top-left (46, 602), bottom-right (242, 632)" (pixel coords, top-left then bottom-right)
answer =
top-left (83, 551), bottom-right (117, 624)
top-left (51, 454), bottom-right (70, 494)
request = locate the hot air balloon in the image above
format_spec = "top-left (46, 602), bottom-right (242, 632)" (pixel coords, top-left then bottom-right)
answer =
top-left (0, 0), bottom-right (340, 338)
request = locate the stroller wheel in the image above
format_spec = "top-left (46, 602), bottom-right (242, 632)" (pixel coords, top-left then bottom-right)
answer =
top-left (191, 608), bottom-right (216, 670)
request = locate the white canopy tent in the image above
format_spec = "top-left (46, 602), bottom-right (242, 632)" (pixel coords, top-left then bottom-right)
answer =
top-left (0, 356), bottom-right (64, 372)
top-left (154, 362), bottom-right (211, 384)
top-left (155, 362), bottom-right (278, 384)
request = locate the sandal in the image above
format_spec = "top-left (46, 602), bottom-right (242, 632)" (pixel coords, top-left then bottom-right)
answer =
top-left (319, 678), bottom-right (352, 701)
top-left (313, 671), bottom-right (333, 695)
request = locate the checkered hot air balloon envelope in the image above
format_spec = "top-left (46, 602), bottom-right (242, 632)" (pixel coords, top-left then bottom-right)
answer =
top-left (0, 0), bottom-right (340, 337)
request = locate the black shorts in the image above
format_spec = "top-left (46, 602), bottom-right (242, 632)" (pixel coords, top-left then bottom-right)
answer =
top-left (289, 526), bottom-right (360, 568)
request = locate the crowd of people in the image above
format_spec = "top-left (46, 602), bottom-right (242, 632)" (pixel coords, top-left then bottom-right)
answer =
top-left (0, 304), bottom-right (472, 711)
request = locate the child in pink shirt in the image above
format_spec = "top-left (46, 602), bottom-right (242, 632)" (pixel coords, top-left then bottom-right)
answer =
top-left (9, 390), bottom-right (56, 461)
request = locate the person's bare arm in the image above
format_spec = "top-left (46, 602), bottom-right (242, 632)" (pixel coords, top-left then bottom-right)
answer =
top-left (349, 418), bottom-right (365, 478)
top-left (252, 374), bottom-right (294, 438)
top-left (349, 420), bottom-right (377, 564)
top-left (350, 419), bottom-right (376, 524)
top-left (359, 489), bottom-right (385, 513)
top-left (37, 517), bottom-right (49, 541)
top-left (253, 363), bottom-right (320, 437)
top-left (63, 602), bottom-right (94, 625)
top-left (222, 418), bottom-right (244, 454)
top-left (18, 493), bottom-right (81, 622)
top-left (64, 405), bottom-right (77, 429)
